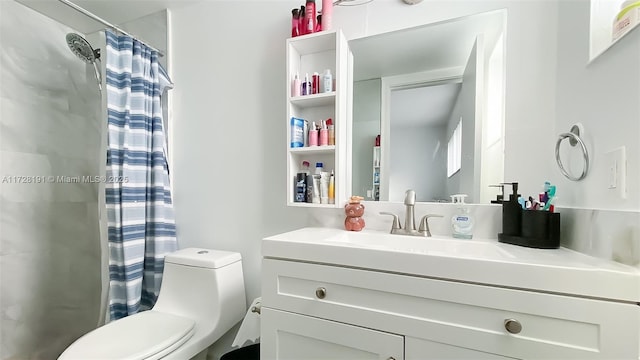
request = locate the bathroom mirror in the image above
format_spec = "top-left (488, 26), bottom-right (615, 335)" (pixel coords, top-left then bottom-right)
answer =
top-left (350, 10), bottom-right (506, 203)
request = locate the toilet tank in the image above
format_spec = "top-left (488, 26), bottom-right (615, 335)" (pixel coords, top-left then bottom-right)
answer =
top-left (153, 248), bottom-right (246, 329)
top-left (165, 248), bottom-right (241, 269)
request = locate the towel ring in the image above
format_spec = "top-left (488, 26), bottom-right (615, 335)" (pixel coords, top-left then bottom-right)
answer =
top-left (555, 124), bottom-right (589, 181)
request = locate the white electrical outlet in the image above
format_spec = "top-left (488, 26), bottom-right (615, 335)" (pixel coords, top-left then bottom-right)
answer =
top-left (605, 147), bottom-right (626, 199)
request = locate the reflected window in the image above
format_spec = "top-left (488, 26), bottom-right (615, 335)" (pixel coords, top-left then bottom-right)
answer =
top-left (447, 118), bottom-right (462, 177)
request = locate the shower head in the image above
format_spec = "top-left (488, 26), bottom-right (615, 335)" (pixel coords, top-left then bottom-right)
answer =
top-left (66, 33), bottom-right (102, 91)
top-left (66, 33), bottom-right (100, 63)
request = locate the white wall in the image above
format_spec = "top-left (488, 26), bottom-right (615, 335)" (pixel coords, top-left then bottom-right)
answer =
top-left (0, 1), bottom-right (102, 358)
top-left (171, 0), bottom-right (307, 308)
top-left (554, 1), bottom-right (640, 210)
top-left (352, 78), bottom-right (381, 199)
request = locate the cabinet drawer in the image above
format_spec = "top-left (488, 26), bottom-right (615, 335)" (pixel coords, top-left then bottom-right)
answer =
top-left (261, 307), bottom-right (404, 360)
top-left (262, 258), bottom-right (640, 359)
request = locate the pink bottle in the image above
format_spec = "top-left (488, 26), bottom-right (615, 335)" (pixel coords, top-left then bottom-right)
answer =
top-left (298, 5), bottom-right (306, 35)
top-left (319, 125), bottom-right (328, 146)
top-left (291, 73), bottom-right (301, 97)
top-left (305, 0), bottom-right (316, 34)
top-left (321, 0), bottom-right (333, 31)
top-left (308, 122), bottom-right (318, 146)
top-left (312, 72), bottom-right (320, 94)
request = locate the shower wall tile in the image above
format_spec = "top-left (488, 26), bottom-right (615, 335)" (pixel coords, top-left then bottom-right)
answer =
top-left (0, 1), bottom-right (103, 359)
top-left (558, 207), bottom-right (640, 268)
top-left (1, 201), bottom-right (100, 256)
top-left (0, 98), bottom-right (101, 160)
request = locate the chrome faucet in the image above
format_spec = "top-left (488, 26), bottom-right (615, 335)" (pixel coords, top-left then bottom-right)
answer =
top-left (404, 189), bottom-right (416, 232)
top-left (380, 189), bottom-right (443, 237)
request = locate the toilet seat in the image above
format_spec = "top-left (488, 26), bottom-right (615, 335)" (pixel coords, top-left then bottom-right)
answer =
top-left (59, 310), bottom-right (195, 360)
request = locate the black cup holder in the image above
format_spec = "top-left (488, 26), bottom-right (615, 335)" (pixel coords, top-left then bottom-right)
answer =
top-left (499, 211), bottom-right (560, 249)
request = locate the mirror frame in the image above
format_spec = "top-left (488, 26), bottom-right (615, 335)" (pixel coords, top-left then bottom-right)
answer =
top-left (349, 9), bottom-right (507, 204)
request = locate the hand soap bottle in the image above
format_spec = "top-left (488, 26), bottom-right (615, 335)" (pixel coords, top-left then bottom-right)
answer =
top-left (450, 194), bottom-right (473, 239)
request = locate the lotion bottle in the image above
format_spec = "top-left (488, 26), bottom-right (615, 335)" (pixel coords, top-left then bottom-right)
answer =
top-left (291, 73), bottom-right (301, 97)
top-left (319, 120), bottom-right (328, 146)
top-left (308, 121), bottom-right (318, 146)
top-left (322, 69), bottom-right (332, 93)
top-left (450, 194), bottom-right (473, 239)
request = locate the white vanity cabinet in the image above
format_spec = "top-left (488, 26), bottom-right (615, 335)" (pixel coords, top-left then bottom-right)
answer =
top-left (261, 258), bottom-right (640, 359)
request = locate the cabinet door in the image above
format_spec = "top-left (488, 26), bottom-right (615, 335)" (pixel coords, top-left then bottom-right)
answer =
top-left (406, 336), bottom-right (517, 360)
top-left (261, 307), bottom-right (403, 360)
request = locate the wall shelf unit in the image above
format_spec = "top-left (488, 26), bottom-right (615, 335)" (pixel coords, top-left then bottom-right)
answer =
top-left (590, 0), bottom-right (640, 61)
top-left (286, 30), bottom-right (353, 207)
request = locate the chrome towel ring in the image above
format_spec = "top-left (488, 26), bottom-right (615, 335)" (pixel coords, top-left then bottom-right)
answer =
top-left (555, 124), bottom-right (589, 181)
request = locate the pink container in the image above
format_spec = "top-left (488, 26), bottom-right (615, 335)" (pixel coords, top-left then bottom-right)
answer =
top-left (319, 128), bottom-right (328, 146)
top-left (308, 128), bottom-right (318, 146)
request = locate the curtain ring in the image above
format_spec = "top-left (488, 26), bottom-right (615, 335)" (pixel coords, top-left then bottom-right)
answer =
top-left (555, 125), bottom-right (589, 181)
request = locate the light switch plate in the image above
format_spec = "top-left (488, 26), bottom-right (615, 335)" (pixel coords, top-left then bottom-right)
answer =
top-left (605, 147), bottom-right (626, 199)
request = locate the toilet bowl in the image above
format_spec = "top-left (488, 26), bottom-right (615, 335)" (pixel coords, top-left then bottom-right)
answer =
top-left (59, 248), bottom-right (247, 360)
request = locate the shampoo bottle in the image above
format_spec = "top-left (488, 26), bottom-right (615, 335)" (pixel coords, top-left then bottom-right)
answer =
top-left (450, 194), bottom-right (473, 239)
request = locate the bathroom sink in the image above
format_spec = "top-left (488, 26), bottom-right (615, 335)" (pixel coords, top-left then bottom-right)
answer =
top-left (263, 227), bottom-right (640, 303)
top-left (324, 230), bottom-right (513, 259)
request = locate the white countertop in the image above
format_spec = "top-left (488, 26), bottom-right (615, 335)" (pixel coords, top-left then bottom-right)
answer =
top-left (263, 227), bottom-right (640, 303)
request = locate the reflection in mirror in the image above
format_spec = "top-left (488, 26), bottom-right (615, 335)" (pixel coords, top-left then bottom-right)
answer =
top-left (350, 10), bottom-right (506, 204)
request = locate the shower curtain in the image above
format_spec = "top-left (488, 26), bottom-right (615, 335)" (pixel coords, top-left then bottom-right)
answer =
top-left (104, 30), bottom-right (177, 320)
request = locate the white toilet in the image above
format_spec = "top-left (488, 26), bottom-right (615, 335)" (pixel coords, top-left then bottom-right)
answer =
top-left (59, 248), bottom-right (247, 360)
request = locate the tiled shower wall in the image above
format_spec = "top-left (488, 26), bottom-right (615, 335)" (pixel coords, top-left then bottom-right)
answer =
top-left (0, 1), bottom-right (103, 359)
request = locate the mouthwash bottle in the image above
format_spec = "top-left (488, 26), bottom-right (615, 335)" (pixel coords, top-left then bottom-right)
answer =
top-left (451, 194), bottom-right (473, 239)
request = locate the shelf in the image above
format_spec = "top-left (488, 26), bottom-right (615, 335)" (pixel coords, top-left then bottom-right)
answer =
top-left (290, 92), bottom-right (336, 107)
top-left (589, 0), bottom-right (640, 61)
top-left (287, 30), bottom-right (337, 56)
top-left (288, 202), bottom-right (337, 208)
top-left (289, 145), bottom-right (336, 154)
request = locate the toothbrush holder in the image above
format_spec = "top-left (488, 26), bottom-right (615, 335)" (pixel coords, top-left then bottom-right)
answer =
top-left (498, 211), bottom-right (560, 249)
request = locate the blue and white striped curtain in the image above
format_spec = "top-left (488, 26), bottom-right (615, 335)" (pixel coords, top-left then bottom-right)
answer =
top-left (104, 30), bottom-right (177, 320)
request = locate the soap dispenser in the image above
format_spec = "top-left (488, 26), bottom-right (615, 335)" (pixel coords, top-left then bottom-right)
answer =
top-left (498, 182), bottom-right (522, 240)
top-left (450, 194), bottom-right (473, 239)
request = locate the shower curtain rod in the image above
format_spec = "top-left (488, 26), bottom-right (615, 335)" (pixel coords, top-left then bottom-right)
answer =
top-left (57, 0), bottom-right (165, 57)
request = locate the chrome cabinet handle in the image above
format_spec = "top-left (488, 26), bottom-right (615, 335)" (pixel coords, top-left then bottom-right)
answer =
top-left (315, 287), bottom-right (327, 299)
top-left (504, 318), bottom-right (522, 334)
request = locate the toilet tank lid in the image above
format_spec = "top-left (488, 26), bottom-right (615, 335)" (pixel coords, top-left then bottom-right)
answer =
top-left (165, 248), bottom-right (242, 269)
